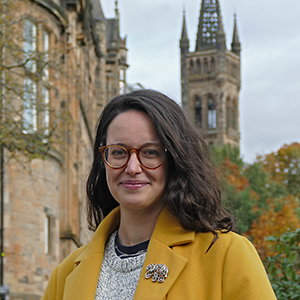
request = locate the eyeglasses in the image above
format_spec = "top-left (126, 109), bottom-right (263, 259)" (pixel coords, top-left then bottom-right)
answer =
top-left (99, 144), bottom-right (167, 169)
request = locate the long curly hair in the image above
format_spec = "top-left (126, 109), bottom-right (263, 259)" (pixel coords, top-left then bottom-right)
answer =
top-left (86, 89), bottom-right (235, 239)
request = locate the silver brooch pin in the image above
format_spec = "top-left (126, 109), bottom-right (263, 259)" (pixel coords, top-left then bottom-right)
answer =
top-left (145, 263), bottom-right (169, 283)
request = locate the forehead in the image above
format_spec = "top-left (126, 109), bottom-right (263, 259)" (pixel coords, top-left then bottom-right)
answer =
top-left (106, 110), bottom-right (160, 145)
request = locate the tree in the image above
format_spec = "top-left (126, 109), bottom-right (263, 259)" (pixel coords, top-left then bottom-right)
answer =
top-left (211, 143), bottom-right (300, 236)
top-left (245, 143), bottom-right (300, 258)
top-left (0, 0), bottom-right (72, 163)
top-left (256, 143), bottom-right (300, 197)
top-left (211, 145), bottom-right (258, 233)
top-left (247, 195), bottom-right (300, 259)
top-left (244, 162), bottom-right (288, 211)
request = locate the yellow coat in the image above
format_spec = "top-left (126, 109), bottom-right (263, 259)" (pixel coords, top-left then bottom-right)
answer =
top-left (42, 207), bottom-right (277, 300)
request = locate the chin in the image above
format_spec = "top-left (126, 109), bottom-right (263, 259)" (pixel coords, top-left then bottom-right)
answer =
top-left (119, 198), bottom-right (163, 212)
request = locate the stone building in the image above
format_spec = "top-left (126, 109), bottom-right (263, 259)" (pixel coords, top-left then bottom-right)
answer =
top-left (1, 0), bottom-right (128, 298)
top-left (180, 0), bottom-right (241, 147)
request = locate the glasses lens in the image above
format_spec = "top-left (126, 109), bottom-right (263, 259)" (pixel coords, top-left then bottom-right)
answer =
top-left (104, 145), bottom-right (128, 168)
top-left (139, 145), bottom-right (165, 168)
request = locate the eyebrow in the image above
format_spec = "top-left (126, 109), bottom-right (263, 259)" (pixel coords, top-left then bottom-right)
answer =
top-left (111, 142), bottom-right (162, 148)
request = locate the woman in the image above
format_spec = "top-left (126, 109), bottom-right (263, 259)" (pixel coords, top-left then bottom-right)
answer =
top-left (42, 90), bottom-right (277, 299)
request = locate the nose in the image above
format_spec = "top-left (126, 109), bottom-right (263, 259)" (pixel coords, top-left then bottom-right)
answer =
top-left (125, 152), bottom-right (142, 175)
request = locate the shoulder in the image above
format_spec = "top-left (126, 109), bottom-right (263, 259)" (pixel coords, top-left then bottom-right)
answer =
top-left (215, 231), bottom-right (259, 257)
top-left (173, 230), bottom-right (262, 267)
top-left (192, 231), bottom-right (267, 279)
top-left (194, 230), bottom-right (258, 257)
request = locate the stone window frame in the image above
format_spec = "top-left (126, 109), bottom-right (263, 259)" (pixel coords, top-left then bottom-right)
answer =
top-left (207, 96), bottom-right (217, 129)
top-left (44, 207), bottom-right (56, 255)
top-left (23, 19), bottom-right (52, 135)
top-left (189, 59), bottom-right (195, 75)
top-left (194, 95), bottom-right (202, 126)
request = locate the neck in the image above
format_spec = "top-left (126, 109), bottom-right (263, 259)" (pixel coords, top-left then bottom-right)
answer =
top-left (118, 205), bottom-right (163, 246)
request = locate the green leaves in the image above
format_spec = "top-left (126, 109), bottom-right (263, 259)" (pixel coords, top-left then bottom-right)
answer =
top-left (265, 229), bottom-right (300, 300)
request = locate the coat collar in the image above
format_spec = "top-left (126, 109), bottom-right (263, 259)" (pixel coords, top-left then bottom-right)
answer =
top-left (151, 206), bottom-right (195, 246)
top-left (133, 207), bottom-right (195, 300)
top-left (63, 208), bottom-right (121, 299)
top-left (64, 206), bottom-right (194, 300)
top-left (74, 207), bottom-right (121, 263)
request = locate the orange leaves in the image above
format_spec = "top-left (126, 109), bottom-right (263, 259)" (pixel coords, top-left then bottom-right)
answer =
top-left (257, 142), bottom-right (300, 196)
top-left (247, 195), bottom-right (300, 260)
top-left (246, 144), bottom-right (300, 260)
top-left (221, 157), bottom-right (249, 192)
top-left (213, 143), bottom-right (300, 240)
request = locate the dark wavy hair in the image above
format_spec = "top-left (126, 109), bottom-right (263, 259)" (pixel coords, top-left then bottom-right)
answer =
top-left (86, 89), bottom-right (235, 240)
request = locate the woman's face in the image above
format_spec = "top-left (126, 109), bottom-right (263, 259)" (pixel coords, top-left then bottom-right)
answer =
top-left (105, 110), bottom-right (168, 214)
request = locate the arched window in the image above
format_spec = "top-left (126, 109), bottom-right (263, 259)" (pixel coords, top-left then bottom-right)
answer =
top-left (231, 63), bottom-right (235, 77)
top-left (210, 57), bottom-right (215, 74)
top-left (204, 58), bottom-right (209, 74)
top-left (232, 99), bottom-right (238, 129)
top-left (226, 98), bottom-right (232, 129)
top-left (194, 96), bottom-right (202, 126)
top-left (208, 97), bottom-right (217, 129)
top-left (190, 60), bottom-right (195, 75)
top-left (196, 59), bottom-right (202, 75)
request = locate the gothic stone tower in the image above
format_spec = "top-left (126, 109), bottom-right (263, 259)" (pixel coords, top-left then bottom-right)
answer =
top-left (180, 0), bottom-right (241, 147)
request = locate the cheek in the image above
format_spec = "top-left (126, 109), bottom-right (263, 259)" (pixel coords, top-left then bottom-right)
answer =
top-left (105, 167), bottom-right (116, 190)
top-left (105, 167), bottom-right (124, 191)
top-left (105, 166), bottom-right (114, 182)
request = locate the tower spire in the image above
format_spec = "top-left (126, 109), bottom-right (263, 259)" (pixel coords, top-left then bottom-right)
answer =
top-left (115, 0), bottom-right (119, 18)
top-left (181, 9), bottom-right (188, 40)
top-left (179, 7), bottom-right (190, 119)
top-left (180, 8), bottom-right (189, 53)
top-left (231, 13), bottom-right (241, 55)
top-left (195, 0), bottom-right (226, 51)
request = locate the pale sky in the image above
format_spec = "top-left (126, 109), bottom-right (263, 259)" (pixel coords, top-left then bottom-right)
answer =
top-left (101, 0), bottom-right (300, 163)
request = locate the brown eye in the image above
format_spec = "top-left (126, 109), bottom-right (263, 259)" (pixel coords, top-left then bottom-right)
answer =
top-left (110, 147), bottom-right (127, 158)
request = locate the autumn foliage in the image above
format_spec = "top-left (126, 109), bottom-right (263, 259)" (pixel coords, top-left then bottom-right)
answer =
top-left (212, 142), bottom-right (300, 259)
top-left (248, 195), bottom-right (300, 259)
top-left (221, 157), bottom-right (249, 192)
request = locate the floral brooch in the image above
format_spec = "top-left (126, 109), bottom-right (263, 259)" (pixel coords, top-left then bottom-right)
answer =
top-left (145, 263), bottom-right (169, 283)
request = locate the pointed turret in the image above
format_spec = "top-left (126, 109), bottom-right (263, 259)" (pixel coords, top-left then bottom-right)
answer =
top-left (115, 0), bottom-right (119, 19)
top-left (179, 8), bottom-right (190, 117)
top-left (195, 0), bottom-right (226, 51)
top-left (231, 14), bottom-right (241, 55)
top-left (108, 1), bottom-right (120, 49)
top-left (180, 9), bottom-right (189, 54)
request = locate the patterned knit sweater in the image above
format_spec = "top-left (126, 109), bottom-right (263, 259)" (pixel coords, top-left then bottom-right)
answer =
top-left (95, 231), bottom-right (147, 300)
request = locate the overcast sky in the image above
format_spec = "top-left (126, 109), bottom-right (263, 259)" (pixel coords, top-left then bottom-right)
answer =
top-left (101, 0), bottom-right (300, 163)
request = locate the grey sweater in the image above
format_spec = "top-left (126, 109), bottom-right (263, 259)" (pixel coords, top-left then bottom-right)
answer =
top-left (95, 231), bottom-right (146, 300)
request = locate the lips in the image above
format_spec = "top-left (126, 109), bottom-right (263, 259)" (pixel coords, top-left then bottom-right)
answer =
top-left (120, 180), bottom-right (149, 190)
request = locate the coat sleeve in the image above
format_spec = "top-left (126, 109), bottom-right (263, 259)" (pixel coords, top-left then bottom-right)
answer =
top-left (222, 235), bottom-right (277, 300)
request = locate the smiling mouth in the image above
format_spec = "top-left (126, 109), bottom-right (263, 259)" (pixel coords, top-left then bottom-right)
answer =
top-left (120, 181), bottom-right (149, 189)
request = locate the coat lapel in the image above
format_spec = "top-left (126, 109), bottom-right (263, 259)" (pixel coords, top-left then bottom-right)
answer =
top-left (62, 253), bottom-right (104, 299)
top-left (62, 208), bottom-right (121, 300)
top-left (133, 238), bottom-right (188, 300)
top-left (134, 208), bottom-right (195, 300)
